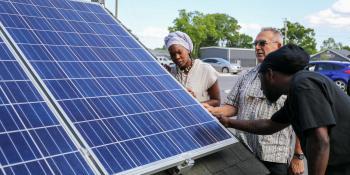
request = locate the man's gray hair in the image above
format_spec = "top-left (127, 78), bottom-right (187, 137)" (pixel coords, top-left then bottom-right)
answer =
top-left (260, 27), bottom-right (283, 44)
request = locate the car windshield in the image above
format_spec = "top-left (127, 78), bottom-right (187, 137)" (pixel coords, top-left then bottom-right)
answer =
top-left (217, 59), bottom-right (229, 64)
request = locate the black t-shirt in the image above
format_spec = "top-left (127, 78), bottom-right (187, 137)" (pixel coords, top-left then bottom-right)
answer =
top-left (271, 70), bottom-right (350, 166)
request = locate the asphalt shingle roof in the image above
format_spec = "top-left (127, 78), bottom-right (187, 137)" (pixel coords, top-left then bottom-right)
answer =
top-left (156, 142), bottom-right (269, 175)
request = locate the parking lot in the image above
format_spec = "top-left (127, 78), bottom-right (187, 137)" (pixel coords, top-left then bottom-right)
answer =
top-left (217, 72), bottom-right (241, 104)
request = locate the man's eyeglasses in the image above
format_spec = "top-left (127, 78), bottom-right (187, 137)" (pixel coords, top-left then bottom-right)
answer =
top-left (253, 40), bottom-right (278, 47)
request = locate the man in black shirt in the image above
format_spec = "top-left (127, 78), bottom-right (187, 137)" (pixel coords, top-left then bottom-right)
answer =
top-left (215, 44), bottom-right (350, 175)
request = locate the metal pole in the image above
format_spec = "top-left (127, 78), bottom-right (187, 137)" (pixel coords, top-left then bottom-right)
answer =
top-left (115, 0), bottom-right (118, 18)
top-left (283, 18), bottom-right (288, 45)
top-left (227, 48), bottom-right (231, 63)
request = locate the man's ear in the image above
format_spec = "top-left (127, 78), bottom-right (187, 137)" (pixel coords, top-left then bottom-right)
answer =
top-left (277, 42), bottom-right (282, 48)
top-left (267, 68), bottom-right (274, 81)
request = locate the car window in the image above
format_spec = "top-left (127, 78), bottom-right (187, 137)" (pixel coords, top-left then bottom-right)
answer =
top-left (316, 63), bottom-right (333, 71)
top-left (307, 64), bottom-right (316, 71)
top-left (333, 64), bottom-right (344, 70)
top-left (204, 59), bottom-right (217, 63)
top-left (221, 60), bottom-right (229, 64)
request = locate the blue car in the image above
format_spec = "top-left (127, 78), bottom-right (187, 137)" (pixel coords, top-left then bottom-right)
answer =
top-left (307, 61), bottom-right (350, 94)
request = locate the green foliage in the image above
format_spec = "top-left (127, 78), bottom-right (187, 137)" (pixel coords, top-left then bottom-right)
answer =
top-left (342, 45), bottom-right (350, 51)
top-left (169, 9), bottom-right (253, 58)
top-left (280, 21), bottom-right (317, 54)
top-left (319, 38), bottom-right (350, 52)
top-left (320, 37), bottom-right (343, 51)
top-left (227, 33), bottom-right (253, 48)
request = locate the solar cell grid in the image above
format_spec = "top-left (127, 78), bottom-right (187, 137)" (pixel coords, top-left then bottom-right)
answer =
top-left (0, 37), bottom-right (94, 174)
top-left (0, 0), bottom-right (235, 174)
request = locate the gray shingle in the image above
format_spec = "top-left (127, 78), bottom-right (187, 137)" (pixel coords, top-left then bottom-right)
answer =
top-left (221, 165), bottom-right (245, 175)
top-left (229, 142), bottom-right (255, 161)
top-left (155, 142), bottom-right (269, 175)
top-left (330, 49), bottom-right (350, 58)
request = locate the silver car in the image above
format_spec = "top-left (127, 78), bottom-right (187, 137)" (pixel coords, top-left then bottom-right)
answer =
top-left (202, 57), bottom-right (241, 73)
top-left (155, 56), bottom-right (173, 66)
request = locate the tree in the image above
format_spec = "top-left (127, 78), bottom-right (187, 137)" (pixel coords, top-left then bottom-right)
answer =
top-left (320, 37), bottom-right (343, 51)
top-left (169, 10), bottom-right (253, 58)
top-left (168, 10), bottom-right (209, 58)
top-left (280, 21), bottom-right (317, 54)
top-left (227, 33), bottom-right (253, 48)
top-left (201, 13), bottom-right (241, 46)
top-left (342, 45), bottom-right (350, 51)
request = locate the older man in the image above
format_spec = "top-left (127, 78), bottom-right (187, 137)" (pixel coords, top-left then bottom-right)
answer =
top-left (205, 28), bottom-right (304, 175)
top-left (217, 44), bottom-right (350, 174)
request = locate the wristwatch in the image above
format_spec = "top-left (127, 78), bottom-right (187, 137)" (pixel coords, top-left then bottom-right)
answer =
top-left (293, 153), bottom-right (305, 160)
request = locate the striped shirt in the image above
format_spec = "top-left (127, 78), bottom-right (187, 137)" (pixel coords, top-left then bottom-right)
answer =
top-left (225, 65), bottom-right (293, 163)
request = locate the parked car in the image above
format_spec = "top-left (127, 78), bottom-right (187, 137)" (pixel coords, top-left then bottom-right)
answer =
top-left (202, 57), bottom-right (241, 74)
top-left (155, 56), bottom-right (173, 66)
top-left (307, 61), bottom-right (350, 94)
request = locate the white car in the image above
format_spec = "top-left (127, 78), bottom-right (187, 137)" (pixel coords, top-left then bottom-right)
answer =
top-left (155, 56), bottom-right (173, 66)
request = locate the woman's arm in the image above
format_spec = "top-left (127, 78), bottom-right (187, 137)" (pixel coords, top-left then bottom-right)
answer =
top-left (202, 80), bottom-right (221, 107)
top-left (203, 104), bottom-right (238, 118)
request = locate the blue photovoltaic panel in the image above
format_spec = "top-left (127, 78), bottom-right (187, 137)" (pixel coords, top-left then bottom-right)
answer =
top-left (0, 0), bottom-right (234, 174)
top-left (0, 38), bottom-right (94, 174)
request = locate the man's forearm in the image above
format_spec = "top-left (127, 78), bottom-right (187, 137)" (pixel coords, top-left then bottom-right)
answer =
top-left (306, 127), bottom-right (330, 175)
top-left (225, 118), bottom-right (288, 135)
top-left (289, 136), bottom-right (305, 175)
top-left (294, 136), bottom-right (303, 154)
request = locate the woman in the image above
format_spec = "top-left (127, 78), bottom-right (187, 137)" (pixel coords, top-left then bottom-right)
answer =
top-left (164, 31), bottom-right (220, 107)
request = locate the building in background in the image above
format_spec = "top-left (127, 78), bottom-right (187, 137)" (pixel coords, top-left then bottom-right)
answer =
top-left (311, 49), bottom-right (350, 62)
top-left (200, 47), bottom-right (256, 67)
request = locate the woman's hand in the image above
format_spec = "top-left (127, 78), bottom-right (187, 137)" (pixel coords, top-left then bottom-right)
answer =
top-left (186, 87), bottom-right (196, 98)
top-left (203, 103), bottom-right (224, 118)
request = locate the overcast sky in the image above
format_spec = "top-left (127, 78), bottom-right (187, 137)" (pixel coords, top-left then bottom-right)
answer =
top-left (101, 0), bottom-right (350, 49)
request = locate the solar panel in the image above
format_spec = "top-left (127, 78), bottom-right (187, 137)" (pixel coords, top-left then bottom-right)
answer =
top-left (0, 0), bottom-right (236, 174)
top-left (0, 36), bottom-right (95, 174)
